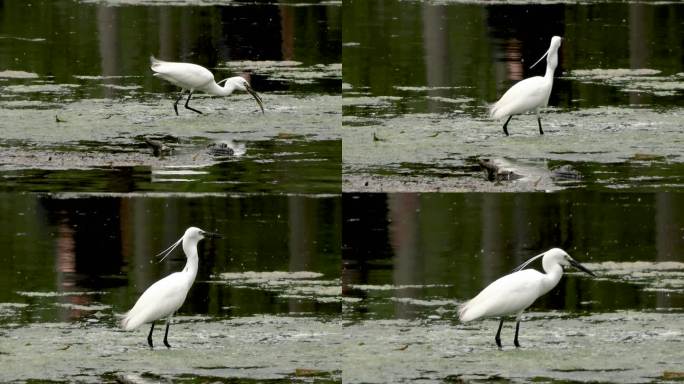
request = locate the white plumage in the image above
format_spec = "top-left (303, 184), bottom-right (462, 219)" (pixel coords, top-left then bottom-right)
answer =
top-left (150, 56), bottom-right (264, 115)
top-left (458, 248), bottom-right (595, 348)
top-left (121, 227), bottom-right (219, 348)
top-left (490, 36), bottom-right (562, 136)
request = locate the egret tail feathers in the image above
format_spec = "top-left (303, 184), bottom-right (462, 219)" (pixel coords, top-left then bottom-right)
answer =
top-left (458, 300), bottom-right (476, 322)
top-left (150, 55), bottom-right (165, 71)
top-left (120, 311), bottom-right (141, 330)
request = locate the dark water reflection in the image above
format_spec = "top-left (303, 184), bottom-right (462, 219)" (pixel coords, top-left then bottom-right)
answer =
top-left (343, 1), bottom-right (684, 115)
top-left (0, 0), bottom-right (341, 95)
top-left (343, 192), bottom-right (684, 319)
top-left (0, 193), bottom-right (341, 324)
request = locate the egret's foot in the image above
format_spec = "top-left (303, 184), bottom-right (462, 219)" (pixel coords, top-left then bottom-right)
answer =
top-left (502, 115), bottom-right (512, 136)
top-left (185, 106), bottom-right (202, 114)
top-left (495, 318), bottom-right (504, 349)
top-left (163, 321), bottom-right (172, 348)
top-left (514, 339), bottom-right (521, 348)
top-left (147, 321), bottom-right (155, 349)
top-left (537, 117), bottom-right (544, 135)
top-left (184, 92), bottom-right (202, 115)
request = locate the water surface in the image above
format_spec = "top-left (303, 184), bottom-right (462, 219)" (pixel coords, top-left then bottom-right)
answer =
top-left (342, 192), bottom-right (684, 383)
top-left (0, 0), bottom-right (341, 194)
top-left (0, 193), bottom-right (342, 382)
top-left (342, 1), bottom-right (684, 191)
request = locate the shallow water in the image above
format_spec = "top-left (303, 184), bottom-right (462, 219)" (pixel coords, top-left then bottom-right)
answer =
top-left (0, 193), bottom-right (341, 382)
top-left (342, 0), bottom-right (684, 191)
top-left (342, 192), bottom-right (684, 383)
top-left (0, 0), bottom-right (341, 194)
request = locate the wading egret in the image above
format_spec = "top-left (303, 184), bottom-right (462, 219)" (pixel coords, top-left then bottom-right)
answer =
top-left (490, 36), bottom-right (562, 136)
top-left (121, 227), bottom-right (220, 348)
top-left (150, 56), bottom-right (264, 115)
top-left (458, 248), bottom-right (595, 348)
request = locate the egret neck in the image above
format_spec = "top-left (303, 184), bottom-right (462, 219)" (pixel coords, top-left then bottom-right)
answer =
top-left (539, 258), bottom-right (564, 297)
top-left (206, 80), bottom-right (236, 97)
top-left (181, 236), bottom-right (200, 287)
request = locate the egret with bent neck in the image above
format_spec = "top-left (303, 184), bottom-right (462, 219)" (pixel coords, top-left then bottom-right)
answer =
top-left (151, 56), bottom-right (264, 116)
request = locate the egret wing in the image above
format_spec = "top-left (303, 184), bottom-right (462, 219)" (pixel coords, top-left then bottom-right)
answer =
top-left (121, 272), bottom-right (191, 330)
top-left (458, 269), bottom-right (544, 322)
top-left (150, 57), bottom-right (215, 90)
top-left (490, 76), bottom-right (551, 119)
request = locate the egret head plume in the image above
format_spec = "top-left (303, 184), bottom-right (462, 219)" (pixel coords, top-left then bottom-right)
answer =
top-left (156, 235), bottom-right (184, 263)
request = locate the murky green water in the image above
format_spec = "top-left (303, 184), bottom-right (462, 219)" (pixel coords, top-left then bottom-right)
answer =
top-left (342, 0), bottom-right (684, 192)
top-left (342, 192), bottom-right (684, 383)
top-left (0, 193), bottom-right (341, 382)
top-left (0, 0), bottom-right (341, 194)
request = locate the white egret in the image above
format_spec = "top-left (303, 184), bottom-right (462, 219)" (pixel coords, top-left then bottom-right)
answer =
top-left (490, 36), bottom-right (562, 136)
top-left (121, 227), bottom-right (220, 348)
top-left (458, 248), bottom-right (595, 348)
top-left (150, 56), bottom-right (264, 115)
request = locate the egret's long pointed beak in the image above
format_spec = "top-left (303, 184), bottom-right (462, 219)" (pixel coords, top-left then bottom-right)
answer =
top-left (203, 231), bottom-right (223, 239)
top-left (529, 49), bottom-right (549, 69)
top-left (245, 84), bottom-right (264, 114)
top-left (568, 258), bottom-right (596, 277)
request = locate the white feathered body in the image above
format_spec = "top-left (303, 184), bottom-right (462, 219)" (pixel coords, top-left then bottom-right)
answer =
top-left (120, 269), bottom-right (195, 330)
top-left (458, 267), bottom-right (561, 322)
top-left (150, 57), bottom-right (216, 92)
top-left (490, 75), bottom-right (553, 120)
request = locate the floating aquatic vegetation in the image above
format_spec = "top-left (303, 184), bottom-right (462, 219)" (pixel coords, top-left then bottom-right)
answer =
top-left (0, 70), bottom-right (39, 79)
top-left (389, 297), bottom-right (459, 307)
top-left (350, 284), bottom-right (451, 291)
top-left (54, 303), bottom-right (111, 311)
top-left (583, 261), bottom-right (684, 293)
top-left (566, 68), bottom-right (684, 96)
top-left (3, 83), bottom-right (80, 94)
top-left (213, 271), bottom-right (341, 303)
top-left (220, 61), bottom-right (341, 84)
top-left (16, 291), bottom-right (108, 297)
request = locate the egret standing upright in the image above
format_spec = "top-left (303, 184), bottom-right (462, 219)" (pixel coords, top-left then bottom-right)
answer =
top-left (121, 227), bottom-right (220, 348)
top-left (490, 36), bottom-right (562, 136)
top-left (150, 56), bottom-right (264, 116)
top-left (458, 248), bottom-right (595, 349)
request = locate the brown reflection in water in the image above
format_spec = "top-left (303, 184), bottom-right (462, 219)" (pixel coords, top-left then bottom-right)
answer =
top-left (280, 6), bottom-right (295, 61)
top-left (54, 218), bottom-right (90, 321)
top-left (655, 193), bottom-right (683, 308)
top-left (504, 38), bottom-right (523, 81)
top-left (288, 196), bottom-right (315, 312)
top-left (388, 194), bottom-right (420, 318)
top-left (628, 4), bottom-right (648, 105)
top-left (97, 6), bottom-right (118, 98)
top-left (421, 4), bottom-right (448, 114)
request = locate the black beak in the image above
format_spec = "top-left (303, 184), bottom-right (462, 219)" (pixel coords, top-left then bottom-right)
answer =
top-left (203, 231), bottom-right (223, 239)
top-left (569, 258), bottom-right (596, 277)
top-left (245, 84), bottom-right (264, 114)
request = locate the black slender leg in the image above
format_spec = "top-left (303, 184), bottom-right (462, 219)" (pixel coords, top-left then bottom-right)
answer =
top-left (514, 321), bottom-right (521, 348)
top-left (163, 321), bottom-right (172, 348)
top-left (502, 115), bottom-right (513, 136)
top-left (184, 92), bottom-right (202, 114)
top-left (537, 116), bottom-right (544, 135)
top-left (173, 91), bottom-right (185, 116)
top-left (147, 321), bottom-right (155, 349)
top-left (495, 318), bottom-right (504, 349)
